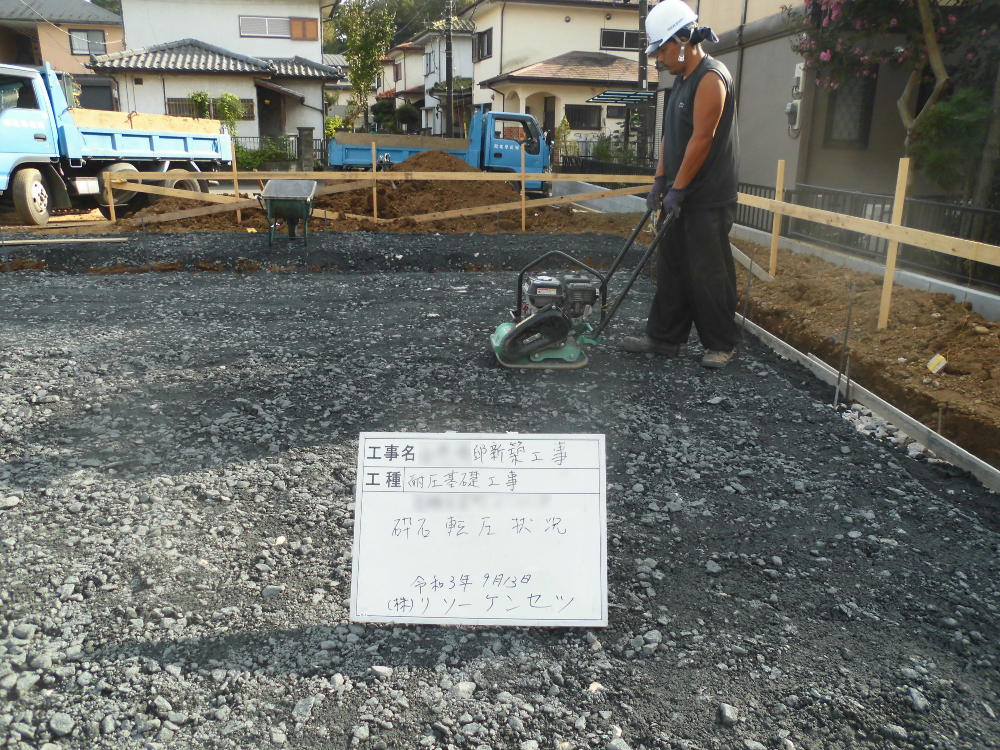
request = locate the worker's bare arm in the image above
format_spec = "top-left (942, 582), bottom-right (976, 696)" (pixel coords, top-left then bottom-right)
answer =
top-left (672, 71), bottom-right (726, 190)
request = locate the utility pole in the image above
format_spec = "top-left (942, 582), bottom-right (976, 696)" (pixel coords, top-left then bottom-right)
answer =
top-left (445, 0), bottom-right (454, 137)
top-left (636, 0), bottom-right (647, 155)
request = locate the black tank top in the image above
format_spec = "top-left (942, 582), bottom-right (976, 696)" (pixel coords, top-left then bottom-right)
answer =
top-left (661, 55), bottom-right (740, 209)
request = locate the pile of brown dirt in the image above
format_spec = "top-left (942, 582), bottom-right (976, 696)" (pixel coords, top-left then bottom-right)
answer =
top-left (733, 239), bottom-right (1000, 468)
top-left (114, 151), bottom-right (637, 234)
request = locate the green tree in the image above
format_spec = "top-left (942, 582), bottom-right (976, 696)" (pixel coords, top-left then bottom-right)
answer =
top-left (214, 93), bottom-right (246, 136)
top-left (341, 0), bottom-right (395, 129)
top-left (395, 102), bottom-right (420, 131)
top-left (784, 0), bottom-right (999, 204)
top-left (187, 91), bottom-right (211, 119)
top-left (91, 0), bottom-right (121, 15)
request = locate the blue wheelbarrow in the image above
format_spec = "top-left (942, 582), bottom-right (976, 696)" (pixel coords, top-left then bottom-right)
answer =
top-left (257, 180), bottom-right (318, 246)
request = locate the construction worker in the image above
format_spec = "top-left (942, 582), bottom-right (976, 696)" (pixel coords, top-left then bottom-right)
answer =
top-left (623, 0), bottom-right (741, 369)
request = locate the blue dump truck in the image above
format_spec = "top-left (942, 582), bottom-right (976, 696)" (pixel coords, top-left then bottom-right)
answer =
top-left (0, 63), bottom-right (232, 226)
top-left (328, 109), bottom-right (552, 195)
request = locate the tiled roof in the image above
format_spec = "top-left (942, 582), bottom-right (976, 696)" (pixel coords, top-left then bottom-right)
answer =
top-left (481, 51), bottom-right (658, 87)
top-left (422, 17), bottom-right (476, 32)
top-left (88, 40), bottom-right (342, 80)
top-left (0, 0), bottom-right (120, 25)
top-left (269, 57), bottom-right (343, 80)
top-left (88, 39), bottom-right (271, 73)
top-left (323, 53), bottom-right (347, 68)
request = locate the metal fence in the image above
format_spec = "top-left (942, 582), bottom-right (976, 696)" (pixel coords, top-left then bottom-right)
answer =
top-left (559, 154), bottom-right (658, 177)
top-left (232, 136), bottom-right (328, 166)
top-left (737, 181), bottom-right (1000, 289)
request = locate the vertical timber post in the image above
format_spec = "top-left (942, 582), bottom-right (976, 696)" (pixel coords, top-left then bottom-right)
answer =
top-left (231, 140), bottom-right (242, 225)
top-left (877, 157), bottom-right (911, 329)
top-left (372, 142), bottom-right (378, 223)
top-left (521, 144), bottom-right (526, 232)
top-left (105, 171), bottom-right (116, 224)
top-left (768, 159), bottom-right (785, 277)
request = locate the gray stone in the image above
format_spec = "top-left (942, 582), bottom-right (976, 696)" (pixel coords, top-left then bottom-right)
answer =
top-left (719, 703), bottom-right (738, 727)
top-left (0, 496), bottom-right (20, 510)
top-left (909, 687), bottom-right (929, 712)
top-left (508, 716), bottom-right (525, 732)
top-left (11, 623), bottom-right (35, 639)
top-left (14, 673), bottom-right (40, 697)
top-left (271, 728), bottom-right (287, 744)
top-left (100, 716), bottom-right (115, 735)
top-left (742, 742), bottom-right (767, 750)
top-left (49, 712), bottom-right (75, 737)
top-left (370, 665), bottom-right (393, 681)
top-left (880, 724), bottom-right (908, 741)
top-left (706, 560), bottom-right (722, 575)
top-left (262, 584), bottom-right (285, 598)
top-left (152, 695), bottom-right (172, 715)
top-left (353, 724), bottom-right (370, 740)
top-left (607, 740), bottom-right (632, 750)
top-left (292, 696), bottom-right (316, 723)
top-left (519, 742), bottom-right (539, 750)
top-left (451, 681), bottom-right (476, 698)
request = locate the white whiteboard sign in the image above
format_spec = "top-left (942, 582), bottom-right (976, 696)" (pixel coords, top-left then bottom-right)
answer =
top-left (350, 433), bottom-right (607, 627)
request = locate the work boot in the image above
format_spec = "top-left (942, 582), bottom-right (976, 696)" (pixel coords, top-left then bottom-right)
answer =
top-left (701, 349), bottom-right (735, 369)
top-left (622, 334), bottom-right (680, 356)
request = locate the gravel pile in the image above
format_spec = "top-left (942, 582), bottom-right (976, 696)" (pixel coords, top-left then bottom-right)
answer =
top-left (1, 233), bottom-right (998, 750)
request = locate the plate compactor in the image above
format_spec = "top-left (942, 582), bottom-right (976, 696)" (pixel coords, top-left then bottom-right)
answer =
top-left (491, 206), bottom-right (678, 370)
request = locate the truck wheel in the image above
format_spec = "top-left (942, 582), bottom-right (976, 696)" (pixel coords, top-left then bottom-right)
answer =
top-left (12, 168), bottom-right (51, 226)
top-left (162, 169), bottom-right (204, 195)
top-left (96, 162), bottom-right (138, 207)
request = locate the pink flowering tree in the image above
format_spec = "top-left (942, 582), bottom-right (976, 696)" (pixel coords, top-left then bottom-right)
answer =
top-left (784, 0), bottom-right (999, 206)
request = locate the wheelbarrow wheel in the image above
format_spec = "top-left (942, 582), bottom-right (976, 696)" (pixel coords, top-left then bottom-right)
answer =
top-left (288, 218), bottom-right (298, 239)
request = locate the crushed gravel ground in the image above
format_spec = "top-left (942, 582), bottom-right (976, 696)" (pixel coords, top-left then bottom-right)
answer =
top-left (1, 232), bottom-right (999, 750)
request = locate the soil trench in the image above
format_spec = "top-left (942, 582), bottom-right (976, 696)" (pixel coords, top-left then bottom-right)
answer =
top-left (732, 239), bottom-right (1000, 469)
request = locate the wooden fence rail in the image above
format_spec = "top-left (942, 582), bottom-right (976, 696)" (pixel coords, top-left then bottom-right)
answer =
top-left (104, 158), bottom-right (999, 327)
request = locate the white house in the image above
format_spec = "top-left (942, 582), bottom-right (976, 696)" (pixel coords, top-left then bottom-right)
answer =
top-left (377, 41), bottom-right (425, 113)
top-left (410, 18), bottom-right (475, 136)
top-left (458, 0), bottom-right (654, 152)
top-left (88, 0), bottom-right (341, 141)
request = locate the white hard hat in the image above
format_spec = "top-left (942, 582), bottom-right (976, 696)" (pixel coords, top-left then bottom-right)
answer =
top-left (644, 0), bottom-right (698, 55)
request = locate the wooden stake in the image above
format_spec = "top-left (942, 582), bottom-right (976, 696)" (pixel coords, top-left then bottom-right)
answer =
top-left (877, 157), bottom-right (911, 329)
top-left (231, 140), bottom-right (242, 225)
top-left (769, 159), bottom-right (785, 277)
top-left (520, 144), bottom-right (526, 233)
top-left (372, 142), bottom-right (378, 223)
top-left (105, 171), bottom-right (116, 224)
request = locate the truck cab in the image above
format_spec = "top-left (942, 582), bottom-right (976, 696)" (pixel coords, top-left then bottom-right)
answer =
top-left (469, 109), bottom-right (550, 193)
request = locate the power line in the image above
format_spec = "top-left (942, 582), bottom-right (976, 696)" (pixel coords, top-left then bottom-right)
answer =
top-left (15, 0), bottom-right (125, 50)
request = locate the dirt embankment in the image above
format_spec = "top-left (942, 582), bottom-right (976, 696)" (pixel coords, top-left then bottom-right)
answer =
top-left (733, 240), bottom-right (1000, 468)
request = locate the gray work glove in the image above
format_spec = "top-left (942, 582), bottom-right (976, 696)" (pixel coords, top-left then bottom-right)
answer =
top-left (662, 186), bottom-right (686, 214)
top-left (646, 175), bottom-right (667, 213)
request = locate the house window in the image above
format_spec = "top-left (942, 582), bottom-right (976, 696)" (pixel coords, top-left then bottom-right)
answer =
top-left (166, 97), bottom-right (255, 121)
top-left (473, 29), bottom-right (492, 62)
top-left (564, 104), bottom-right (601, 130)
top-left (823, 71), bottom-right (877, 149)
top-left (394, 63), bottom-right (402, 82)
top-left (424, 52), bottom-right (436, 75)
top-left (606, 105), bottom-right (627, 119)
top-left (600, 29), bottom-right (641, 52)
top-left (289, 17), bottom-right (319, 41)
top-left (239, 16), bottom-right (293, 38)
top-left (69, 29), bottom-right (107, 55)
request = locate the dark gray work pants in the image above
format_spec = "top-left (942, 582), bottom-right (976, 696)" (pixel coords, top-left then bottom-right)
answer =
top-left (645, 203), bottom-right (742, 352)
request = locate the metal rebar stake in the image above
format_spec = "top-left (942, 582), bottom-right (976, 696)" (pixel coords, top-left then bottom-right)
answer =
top-left (833, 281), bottom-right (856, 407)
top-left (742, 246), bottom-right (756, 331)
